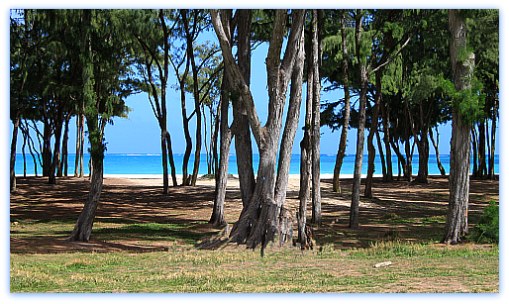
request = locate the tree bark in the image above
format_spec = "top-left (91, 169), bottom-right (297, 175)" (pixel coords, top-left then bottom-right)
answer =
top-left (211, 9), bottom-right (305, 250)
top-left (69, 140), bottom-right (104, 242)
top-left (311, 9), bottom-right (322, 225)
top-left (232, 9), bottom-right (256, 208)
top-left (210, 75), bottom-right (232, 227)
top-left (349, 11), bottom-right (367, 229)
top-left (443, 9), bottom-right (474, 244)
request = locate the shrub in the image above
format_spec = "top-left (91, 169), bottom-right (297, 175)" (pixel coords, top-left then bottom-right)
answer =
top-left (471, 201), bottom-right (499, 243)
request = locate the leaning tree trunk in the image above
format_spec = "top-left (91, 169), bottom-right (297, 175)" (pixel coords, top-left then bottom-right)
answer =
top-left (443, 9), bottom-right (475, 244)
top-left (69, 143), bottom-right (104, 241)
top-left (10, 116), bottom-right (20, 192)
top-left (349, 11), bottom-right (367, 229)
top-left (429, 126), bottom-right (446, 176)
top-left (332, 11), bottom-right (351, 193)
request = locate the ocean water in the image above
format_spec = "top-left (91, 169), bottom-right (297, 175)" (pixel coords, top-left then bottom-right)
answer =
top-left (14, 153), bottom-right (499, 176)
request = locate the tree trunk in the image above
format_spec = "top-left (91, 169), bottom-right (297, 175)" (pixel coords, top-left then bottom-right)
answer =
top-left (365, 71), bottom-right (382, 198)
top-left (429, 126), bottom-right (446, 176)
top-left (165, 132), bottom-right (178, 186)
top-left (232, 9), bottom-right (256, 208)
top-left (443, 9), bottom-right (474, 244)
top-left (381, 100), bottom-right (393, 181)
top-left (415, 131), bottom-right (430, 183)
top-left (310, 9), bottom-right (322, 225)
top-left (210, 76), bottom-right (231, 227)
top-left (477, 120), bottom-right (487, 177)
top-left (471, 127), bottom-right (478, 177)
top-left (60, 114), bottom-right (71, 177)
top-left (349, 11), bottom-right (367, 229)
top-left (161, 128), bottom-right (169, 194)
top-left (10, 116), bottom-right (20, 192)
top-left (42, 120), bottom-right (52, 177)
top-left (488, 98), bottom-right (497, 179)
top-left (69, 145), bottom-right (104, 241)
top-left (211, 9), bottom-right (305, 250)
top-left (180, 77), bottom-right (193, 186)
top-left (332, 13), bottom-right (351, 193)
top-left (375, 127), bottom-right (387, 178)
top-left (49, 110), bottom-right (63, 185)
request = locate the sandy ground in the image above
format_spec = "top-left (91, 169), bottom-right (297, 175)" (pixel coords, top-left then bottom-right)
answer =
top-left (10, 175), bottom-right (499, 253)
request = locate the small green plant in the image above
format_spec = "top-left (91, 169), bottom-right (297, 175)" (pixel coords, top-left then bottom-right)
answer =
top-left (471, 201), bottom-right (499, 243)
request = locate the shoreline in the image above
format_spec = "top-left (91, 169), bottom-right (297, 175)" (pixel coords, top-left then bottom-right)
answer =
top-left (14, 173), bottom-right (458, 179)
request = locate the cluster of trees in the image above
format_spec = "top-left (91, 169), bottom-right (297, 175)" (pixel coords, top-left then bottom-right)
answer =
top-left (10, 9), bottom-right (498, 247)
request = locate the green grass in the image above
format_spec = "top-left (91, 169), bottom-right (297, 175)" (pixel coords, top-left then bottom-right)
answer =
top-left (11, 239), bottom-right (498, 293)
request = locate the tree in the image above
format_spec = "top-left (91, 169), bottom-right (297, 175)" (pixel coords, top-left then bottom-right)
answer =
top-left (130, 9), bottom-right (178, 192)
top-left (443, 9), bottom-right (479, 244)
top-left (70, 9), bottom-right (135, 241)
top-left (211, 9), bottom-right (306, 250)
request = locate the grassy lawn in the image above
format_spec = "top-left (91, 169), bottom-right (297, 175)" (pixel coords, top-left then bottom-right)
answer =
top-left (10, 221), bottom-right (498, 293)
top-left (10, 177), bottom-right (499, 293)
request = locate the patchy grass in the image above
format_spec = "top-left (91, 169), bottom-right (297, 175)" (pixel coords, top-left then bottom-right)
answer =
top-left (10, 176), bottom-right (499, 293)
top-left (11, 241), bottom-right (498, 293)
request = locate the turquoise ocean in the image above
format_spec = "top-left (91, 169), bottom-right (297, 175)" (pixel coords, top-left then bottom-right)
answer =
top-left (14, 153), bottom-right (499, 176)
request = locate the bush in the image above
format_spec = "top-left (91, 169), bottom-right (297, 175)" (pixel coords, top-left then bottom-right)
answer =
top-left (471, 201), bottom-right (499, 243)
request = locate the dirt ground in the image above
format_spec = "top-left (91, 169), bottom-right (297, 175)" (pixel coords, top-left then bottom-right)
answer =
top-left (10, 175), bottom-right (499, 254)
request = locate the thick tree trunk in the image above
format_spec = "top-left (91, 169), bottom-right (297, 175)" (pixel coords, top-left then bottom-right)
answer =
top-left (211, 9), bottom-right (305, 250)
top-left (332, 13), bottom-right (351, 193)
top-left (298, 48), bottom-right (313, 246)
top-left (349, 11), bottom-right (367, 229)
top-left (10, 116), bottom-right (20, 192)
top-left (429, 126), bottom-right (446, 176)
top-left (233, 9), bottom-right (256, 208)
top-left (69, 148), bottom-right (104, 241)
top-left (310, 9), bottom-right (322, 225)
top-left (443, 9), bottom-right (474, 244)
